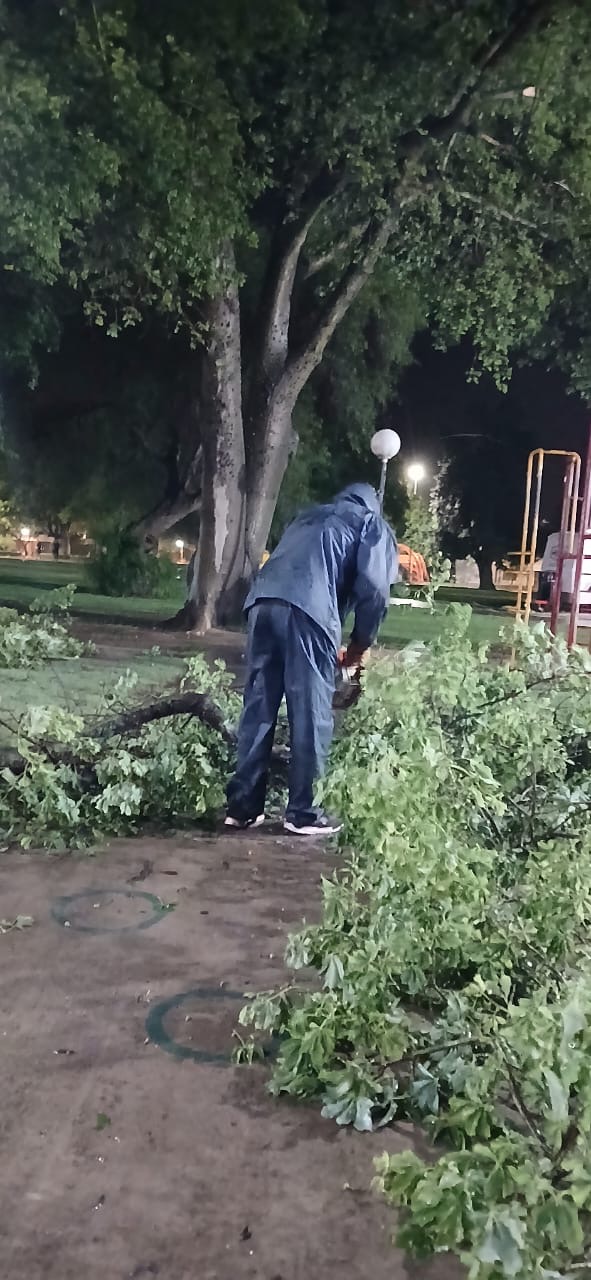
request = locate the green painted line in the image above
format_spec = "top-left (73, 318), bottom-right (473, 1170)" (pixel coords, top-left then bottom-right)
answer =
top-left (51, 888), bottom-right (169, 934)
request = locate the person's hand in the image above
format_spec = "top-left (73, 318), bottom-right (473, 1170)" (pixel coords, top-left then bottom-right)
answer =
top-left (343, 644), bottom-right (369, 672)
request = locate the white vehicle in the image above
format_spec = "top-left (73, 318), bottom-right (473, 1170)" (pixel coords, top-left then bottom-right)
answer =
top-left (537, 531), bottom-right (591, 608)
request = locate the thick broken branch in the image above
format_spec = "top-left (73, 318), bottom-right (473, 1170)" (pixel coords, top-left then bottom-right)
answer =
top-left (0, 690), bottom-right (235, 779)
top-left (94, 690), bottom-right (234, 745)
top-left (0, 691), bottom-right (286, 784)
top-left (437, 0), bottom-right (555, 130)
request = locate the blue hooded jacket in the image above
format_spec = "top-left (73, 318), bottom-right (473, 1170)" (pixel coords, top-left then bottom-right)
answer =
top-left (245, 483), bottom-right (398, 652)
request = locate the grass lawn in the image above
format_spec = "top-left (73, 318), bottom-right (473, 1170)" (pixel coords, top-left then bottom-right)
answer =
top-left (436, 584), bottom-right (515, 610)
top-left (0, 557), bottom-right (513, 631)
top-left (380, 603), bottom-right (512, 649)
top-left (2, 556), bottom-right (586, 653)
top-left (0, 651), bottom-right (185, 748)
top-left (0, 557), bottom-right (184, 620)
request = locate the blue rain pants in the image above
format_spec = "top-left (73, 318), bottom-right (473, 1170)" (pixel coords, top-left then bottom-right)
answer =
top-left (226, 599), bottom-right (336, 825)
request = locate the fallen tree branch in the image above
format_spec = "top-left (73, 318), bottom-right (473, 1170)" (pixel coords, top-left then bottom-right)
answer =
top-left (0, 690), bottom-right (235, 776)
top-left (0, 690), bottom-right (289, 783)
top-left (93, 691), bottom-right (235, 746)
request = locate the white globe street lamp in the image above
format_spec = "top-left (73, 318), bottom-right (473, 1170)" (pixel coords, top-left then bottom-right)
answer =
top-left (406, 461), bottom-right (427, 496)
top-left (370, 429), bottom-right (401, 509)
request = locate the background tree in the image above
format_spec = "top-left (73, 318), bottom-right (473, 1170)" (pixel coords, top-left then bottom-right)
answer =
top-left (402, 494), bottom-right (442, 574)
top-left (0, 318), bottom-right (199, 540)
top-left (440, 428), bottom-right (535, 589)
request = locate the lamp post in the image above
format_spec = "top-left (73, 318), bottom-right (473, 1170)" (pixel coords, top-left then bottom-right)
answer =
top-left (406, 461), bottom-right (427, 496)
top-left (370, 429), bottom-right (401, 511)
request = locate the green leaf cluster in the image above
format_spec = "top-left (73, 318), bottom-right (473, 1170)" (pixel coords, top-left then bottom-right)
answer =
top-left (0, 586), bottom-right (83, 668)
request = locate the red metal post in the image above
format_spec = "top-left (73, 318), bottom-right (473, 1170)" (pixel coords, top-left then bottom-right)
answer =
top-left (567, 425), bottom-right (591, 649)
top-left (550, 454), bottom-right (579, 635)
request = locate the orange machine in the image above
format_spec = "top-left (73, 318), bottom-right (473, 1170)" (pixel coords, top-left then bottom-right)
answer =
top-left (398, 542), bottom-right (430, 586)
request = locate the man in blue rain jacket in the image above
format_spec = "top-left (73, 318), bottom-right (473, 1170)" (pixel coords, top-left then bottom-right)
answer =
top-left (225, 483), bottom-right (397, 836)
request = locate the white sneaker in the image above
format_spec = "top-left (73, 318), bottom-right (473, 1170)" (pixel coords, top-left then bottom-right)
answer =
top-left (283, 814), bottom-right (342, 837)
top-left (224, 814), bottom-right (265, 830)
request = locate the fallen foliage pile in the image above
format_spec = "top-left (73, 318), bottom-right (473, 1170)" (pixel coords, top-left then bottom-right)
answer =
top-left (241, 608), bottom-right (591, 1280)
top-left (0, 655), bottom-right (239, 848)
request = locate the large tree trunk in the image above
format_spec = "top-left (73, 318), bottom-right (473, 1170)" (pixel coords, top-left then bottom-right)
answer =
top-left (474, 549), bottom-right (494, 592)
top-left (182, 267), bottom-right (247, 632)
top-left (178, 394), bottom-right (295, 630)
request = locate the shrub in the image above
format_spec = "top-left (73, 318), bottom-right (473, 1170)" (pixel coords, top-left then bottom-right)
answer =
top-left (87, 532), bottom-right (180, 599)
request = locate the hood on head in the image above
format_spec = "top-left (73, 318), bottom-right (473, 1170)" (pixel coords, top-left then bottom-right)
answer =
top-left (334, 482), bottom-right (380, 514)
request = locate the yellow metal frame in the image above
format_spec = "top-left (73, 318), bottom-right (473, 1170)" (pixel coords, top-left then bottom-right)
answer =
top-left (515, 449), bottom-right (581, 626)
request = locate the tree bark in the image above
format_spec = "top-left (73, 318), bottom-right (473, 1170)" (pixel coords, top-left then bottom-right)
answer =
top-left (244, 389), bottom-right (296, 573)
top-left (95, 690), bottom-right (234, 745)
top-left (184, 259), bottom-right (247, 632)
top-left (474, 550), bottom-right (494, 591)
top-left (132, 485), bottom-right (202, 545)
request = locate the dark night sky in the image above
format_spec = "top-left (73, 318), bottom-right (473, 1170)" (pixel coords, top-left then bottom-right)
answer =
top-left (393, 337), bottom-right (590, 530)
top-left (398, 337), bottom-right (589, 456)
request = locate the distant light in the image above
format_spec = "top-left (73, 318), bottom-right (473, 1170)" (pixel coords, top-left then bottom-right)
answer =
top-left (406, 462), bottom-right (426, 486)
top-left (175, 539), bottom-right (184, 550)
top-left (522, 85), bottom-right (536, 99)
top-left (406, 461), bottom-right (427, 496)
top-left (370, 429), bottom-right (401, 462)
top-left (20, 526), bottom-right (30, 540)
top-left (82, 531), bottom-right (87, 541)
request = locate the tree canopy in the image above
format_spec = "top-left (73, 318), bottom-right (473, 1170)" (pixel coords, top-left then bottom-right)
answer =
top-left (2, 1), bottom-right (591, 620)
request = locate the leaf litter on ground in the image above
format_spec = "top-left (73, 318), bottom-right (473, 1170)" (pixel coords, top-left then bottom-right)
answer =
top-left (0, 915), bottom-right (34, 933)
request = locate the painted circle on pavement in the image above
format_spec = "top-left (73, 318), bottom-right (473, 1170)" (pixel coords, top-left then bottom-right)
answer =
top-left (51, 888), bottom-right (170, 934)
top-left (146, 986), bottom-right (245, 1065)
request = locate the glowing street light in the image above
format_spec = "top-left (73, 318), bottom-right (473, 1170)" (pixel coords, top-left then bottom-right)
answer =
top-left (370, 429), bottom-right (401, 510)
top-left (406, 461), bottom-right (427, 496)
top-left (20, 526), bottom-right (31, 540)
